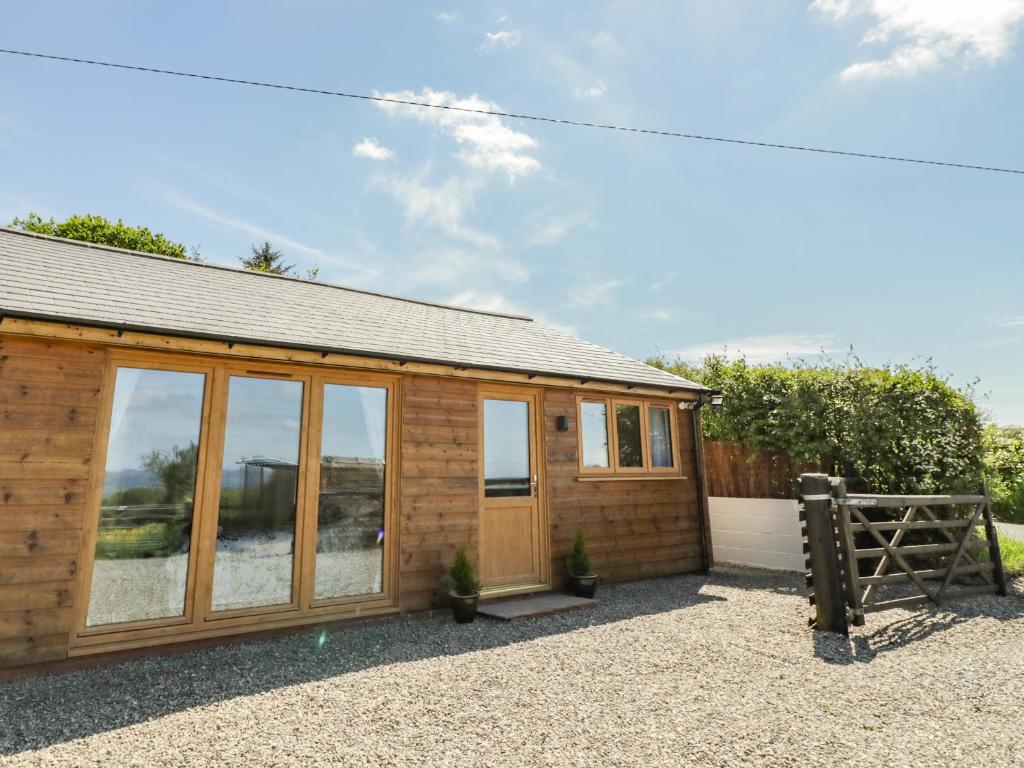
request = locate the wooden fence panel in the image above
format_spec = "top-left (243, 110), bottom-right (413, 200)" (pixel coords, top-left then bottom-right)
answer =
top-left (704, 441), bottom-right (824, 499)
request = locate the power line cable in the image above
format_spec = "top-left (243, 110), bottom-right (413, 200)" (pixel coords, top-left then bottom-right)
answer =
top-left (1, 47), bottom-right (1022, 176)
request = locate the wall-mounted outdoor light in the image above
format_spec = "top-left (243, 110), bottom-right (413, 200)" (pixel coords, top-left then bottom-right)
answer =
top-left (556, 415), bottom-right (570, 432)
top-left (709, 394), bottom-right (724, 411)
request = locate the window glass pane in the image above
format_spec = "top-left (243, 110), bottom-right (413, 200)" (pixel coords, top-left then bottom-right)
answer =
top-left (87, 367), bottom-right (205, 627)
top-left (580, 401), bottom-right (610, 469)
top-left (484, 399), bottom-right (531, 497)
top-left (615, 404), bottom-right (644, 468)
top-left (315, 384), bottom-right (388, 600)
top-left (212, 376), bottom-right (303, 612)
top-left (649, 407), bottom-right (674, 468)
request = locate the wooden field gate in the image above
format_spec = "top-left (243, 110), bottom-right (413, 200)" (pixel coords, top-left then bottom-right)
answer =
top-left (798, 473), bottom-right (1008, 634)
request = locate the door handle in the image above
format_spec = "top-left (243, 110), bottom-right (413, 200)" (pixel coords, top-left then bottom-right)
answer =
top-left (531, 474), bottom-right (538, 496)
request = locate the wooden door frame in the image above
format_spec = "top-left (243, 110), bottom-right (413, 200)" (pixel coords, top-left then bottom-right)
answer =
top-left (477, 384), bottom-right (551, 596)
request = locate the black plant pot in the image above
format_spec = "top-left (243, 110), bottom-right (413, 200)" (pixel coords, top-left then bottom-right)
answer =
top-left (568, 574), bottom-right (597, 599)
top-left (450, 591), bottom-right (480, 623)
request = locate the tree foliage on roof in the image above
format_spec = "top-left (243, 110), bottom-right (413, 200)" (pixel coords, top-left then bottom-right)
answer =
top-left (240, 240), bottom-right (294, 275)
top-left (239, 241), bottom-right (319, 280)
top-left (649, 353), bottom-right (983, 496)
top-left (10, 213), bottom-right (195, 260)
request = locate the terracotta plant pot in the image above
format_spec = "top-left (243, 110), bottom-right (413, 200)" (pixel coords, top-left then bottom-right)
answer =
top-left (567, 574), bottom-right (597, 599)
top-left (449, 591), bottom-right (480, 623)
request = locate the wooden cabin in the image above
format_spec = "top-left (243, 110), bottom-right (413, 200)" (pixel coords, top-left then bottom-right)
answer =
top-left (0, 226), bottom-right (713, 671)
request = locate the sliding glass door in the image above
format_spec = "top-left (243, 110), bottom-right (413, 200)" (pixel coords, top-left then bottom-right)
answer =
top-left (210, 375), bottom-right (305, 613)
top-left (313, 383), bottom-right (389, 601)
top-left (85, 366), bottom-right (208, 628)
top-left (78, 355), bottom-right (396, 646)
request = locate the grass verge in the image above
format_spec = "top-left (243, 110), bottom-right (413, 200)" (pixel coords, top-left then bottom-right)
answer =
top-left (998, 533), bottom-right (1024, 578)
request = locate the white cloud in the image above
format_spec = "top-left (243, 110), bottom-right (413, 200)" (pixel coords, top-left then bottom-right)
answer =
top-left (569, 278), bottom-right (620, 311)
top-left (976, 336), bottom-right (1021, 348)
top-left (446, 289), bottom-right (526, 315)
top-left (156, 185), bottom-right (378, 281)
top-left (590, 30), bottom-right (624, 56)
top-left (413, 247), bottom-right (529, 287)
top-left (352, 137), bottom-right (394, 160)
top-left (480, 30), bottom-right (522, 49)
top-left (374, 87), bottom-right (541, 179)
top-left (674, 332), bottom-right (840, 363)
top-left (574, 80), bottom-right (608, 99)
top-left (379, 167), bottom-right (499, 250)
top-left (524, 208), bottom-right (590, 246)
top-left (434, 10), bottom-right (459, 24)
top-left (650, 273), bottom-right (675, 292)
top-left (640, 309), bottom-right (676, 323)
top-left (1001, 316), bottom-right (1024, 327)
top-left (813, 0), bottom-right (1024, 80)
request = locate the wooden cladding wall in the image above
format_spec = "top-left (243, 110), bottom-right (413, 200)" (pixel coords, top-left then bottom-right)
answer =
top-left (398, 375), bottom-right (480, 610)
top-left (0, 335), bottom-right (103, 667)
top-left (0, 333), bottom-right (705, 669)
top-left (543, 390), bottom-right (705, 585)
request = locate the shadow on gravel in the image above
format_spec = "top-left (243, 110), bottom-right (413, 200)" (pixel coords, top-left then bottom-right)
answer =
top-left (0, 572), bottom-right (729, 755)
top-left (812, 585), bottom-right (1024, 665)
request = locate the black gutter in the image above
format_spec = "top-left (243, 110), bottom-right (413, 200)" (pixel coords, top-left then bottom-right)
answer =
top-left (0, 309), bottom-right (710, 395)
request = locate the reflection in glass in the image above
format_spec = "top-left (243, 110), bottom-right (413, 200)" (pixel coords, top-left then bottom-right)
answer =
top-left (615, 404), bottom-right (644, 468)
top-left (484, 399), bottom-right (531, 497)
top-left (87, 367), bottom-right (205, 626)
top-left (580, 401), bottom-right (610, 468)
top-left (212, 376), bottom-right (303, 612)
top-left (315, 384), bottom-right (388, 600)
top-left (649, 407), bottom-right (674, 468)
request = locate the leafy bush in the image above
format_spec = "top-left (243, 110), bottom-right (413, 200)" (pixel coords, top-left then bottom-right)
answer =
top-left (11, 212), bottom-right (195, 259)
top-left (449, 545), bottom-right (480, 596)
top-left (650, 354), bottom-right (984, 495)
top-left (982, 425), bottom-right (1024, 524)
top-left (567, 530), bottom-right (593, 576)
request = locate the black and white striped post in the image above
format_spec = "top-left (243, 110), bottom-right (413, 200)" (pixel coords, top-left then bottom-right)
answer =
top-left (799, 473), bottom-right (848, 634)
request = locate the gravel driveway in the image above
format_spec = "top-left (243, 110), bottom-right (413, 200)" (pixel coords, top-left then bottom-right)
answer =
top-left (2, 568), bottom-right (1022, 767)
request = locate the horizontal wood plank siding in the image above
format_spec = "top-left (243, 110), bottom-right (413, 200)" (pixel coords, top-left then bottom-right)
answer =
top-left (398, 376), bottom-right (479, 611)
top-left (543, 389), bottom-right (705, 586)
top-left (0, 336), bottom-right (103, 666)
top-left (0, 330), bottom-right (707, 670)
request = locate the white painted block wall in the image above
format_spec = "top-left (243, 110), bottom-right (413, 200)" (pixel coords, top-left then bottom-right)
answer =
top-left (709, 497), bottom-right (804, 572)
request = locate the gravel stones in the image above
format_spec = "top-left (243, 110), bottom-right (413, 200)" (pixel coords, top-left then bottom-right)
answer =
top-left (1, 568), bottom-right (1022, 767)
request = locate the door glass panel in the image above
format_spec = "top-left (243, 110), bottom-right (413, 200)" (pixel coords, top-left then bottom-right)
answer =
top-left (315, 384), bottom-right (388, 600)
top-left (580, 401), bottom-right (610, 469)
top-left (648, 407), bottom-right (674, 468)
top-left (484, 399), bottom-right (531, 497)
top-left (86, 367), bottom-right (205, 627)
top-left (212, 376), bottom-right (303, 612)
top-left (615, 404), bottom-right (644, 468)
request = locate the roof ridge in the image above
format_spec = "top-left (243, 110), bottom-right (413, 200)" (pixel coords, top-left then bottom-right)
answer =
top-left (0, 226), bottom-right (535, 322)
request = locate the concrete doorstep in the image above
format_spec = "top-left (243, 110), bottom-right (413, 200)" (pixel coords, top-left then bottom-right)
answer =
top-left (477, 593), bottom-right (597, 621)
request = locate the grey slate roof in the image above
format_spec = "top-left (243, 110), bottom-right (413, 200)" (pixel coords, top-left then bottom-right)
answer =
top-left (0, 227), bottom-right (705, 392)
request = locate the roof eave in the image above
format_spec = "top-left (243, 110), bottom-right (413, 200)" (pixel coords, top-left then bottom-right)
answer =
top-left (0, 309), bottom-right (709, 394)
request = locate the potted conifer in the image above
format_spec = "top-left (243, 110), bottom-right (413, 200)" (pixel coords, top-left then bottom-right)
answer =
top-left (448, 544), bottom-right (481, 623)
top-left (566, 530), bottom-right (597, 598)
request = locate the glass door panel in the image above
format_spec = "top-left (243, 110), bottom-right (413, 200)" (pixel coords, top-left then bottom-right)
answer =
top-left (86, 367), bottom-right (205, 627)
top-left (211, 375), bottom-right (304, 612)
top-left (314, 384), bottom-right (388, 600)
top-left (483, 399), bottom-right (531, 498)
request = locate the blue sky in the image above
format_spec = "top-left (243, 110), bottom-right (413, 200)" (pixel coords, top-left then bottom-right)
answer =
top-left (2, 1), bottom-right (1023, 423)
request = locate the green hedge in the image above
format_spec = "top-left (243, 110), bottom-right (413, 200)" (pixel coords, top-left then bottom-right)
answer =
top-left (650, 355), bottom-right (984, 496)
top-left (982, 425), bottom-right (1024, 524)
